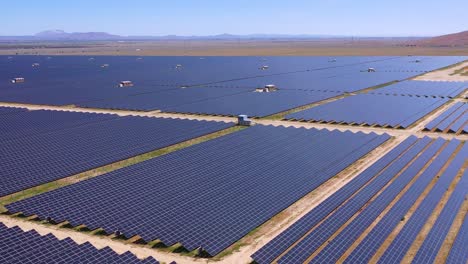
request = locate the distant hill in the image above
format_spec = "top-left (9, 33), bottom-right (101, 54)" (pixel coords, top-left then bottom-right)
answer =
top-left (35, 30), bottom-right (121, 40)
top-left (414, 30), bottom-right (468, 47)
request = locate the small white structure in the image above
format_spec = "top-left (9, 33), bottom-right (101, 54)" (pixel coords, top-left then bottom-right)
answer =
top-left (175, 64), bottom-right (183, 69)
top-left (329, 59), bottom-right (337, 62)
top-left (260, 65), bottom-right (269, 70)
top-left (32, 63), bottom-right (40, 67)
top-left (256, 84), bottom-right (278, 93)
top-left (88, 58), bottom-right (95, 61)
top-left (238, 115), bottom-right (252, 126)
top-left (101, 64), bottom-right (110, 68)
top-left (367, 68), bottom-right (376, 72)
top-left (119, 81), bottom-right (134, 87)
top-left (11, 77), bottom-right (25, 84)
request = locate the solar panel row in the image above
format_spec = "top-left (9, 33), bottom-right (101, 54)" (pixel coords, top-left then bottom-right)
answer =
top-left (251, 137), bottom-right (466, 264)
top-left (0, 109), bottom-right (233, 196)
top-left (0, 223), bottom-right (159, 264)
top-left (424, 102), bottom-right (468, 134)
top-left (6, 125), bottom-right (390, 256)
top-left (370, 80), bottom-right (467, 98)
top-left (286, 93), bottom-right (449, 128)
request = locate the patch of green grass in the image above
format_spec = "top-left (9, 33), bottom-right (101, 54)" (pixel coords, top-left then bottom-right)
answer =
top-left (213, 242), bottom-right (248, 260)
top-left (450, 66), bottom-right (468, 76)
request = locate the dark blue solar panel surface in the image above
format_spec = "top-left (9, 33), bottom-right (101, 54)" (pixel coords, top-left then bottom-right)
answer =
top-left (370, 80), bottom-right (467, 98)
top-left (0, 109), bottom-right (233, 196)
top-left (286, 93), bottom-right (449, 128)
top-left (6, 125), bottom-right (390, 256)
top-left (163, 89), bottom-right (341, 117)
top-left (0, 223), bottom-right (159, 264)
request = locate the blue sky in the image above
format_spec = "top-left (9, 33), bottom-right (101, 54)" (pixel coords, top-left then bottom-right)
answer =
top-left (2, 0), bottom-right (467, 36)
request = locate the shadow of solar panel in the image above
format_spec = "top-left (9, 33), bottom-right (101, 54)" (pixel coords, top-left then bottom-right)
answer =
top-left (287, 93), bottom-right (449, 128)
top-left (0, 223), bottom-right (159, 263)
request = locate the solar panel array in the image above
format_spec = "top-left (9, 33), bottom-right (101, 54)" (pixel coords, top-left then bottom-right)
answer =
top-left (0, 223), bottom-right (160, 264)
top-left (252, 136), bottom-right (467, 264)
top-left (370, 80), bottom-right (466, 98)
top-left (424, 102), bottom-right (467, 134)
top-left (0, 109), bottom-right (233, 196)
top-left (1, 55), bottom-right (466, 117)
top-left (6, 125), bottom-right (390, 256)
top-left (286, 93), bottom-right (449, 128)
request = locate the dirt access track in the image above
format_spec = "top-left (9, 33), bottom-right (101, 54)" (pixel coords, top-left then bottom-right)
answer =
top-left (414, 61), bottom-right (468, 82)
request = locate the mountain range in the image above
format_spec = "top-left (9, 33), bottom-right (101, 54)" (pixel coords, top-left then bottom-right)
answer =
top-left (0, 30), bottom-right (467, 47)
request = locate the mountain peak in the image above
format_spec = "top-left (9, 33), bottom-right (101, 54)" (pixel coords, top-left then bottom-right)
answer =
top-left (34, 30), bottom-right (121, 40)
top-left (35, 29), bottom-right (67, 36)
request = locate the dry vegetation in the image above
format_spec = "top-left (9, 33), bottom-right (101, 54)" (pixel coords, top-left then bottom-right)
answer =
top-left (0, 39), bottom-right (467, 56)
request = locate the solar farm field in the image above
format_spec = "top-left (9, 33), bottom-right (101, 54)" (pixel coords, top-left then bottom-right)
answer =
top-left (6, 125), bottom-right (390, 256)
top-left (0, 109), bottom-right (232, 196)
top-left (0, 55), bottom-right (467, 263)
top-left (252, 137), bottom-right (467, 264)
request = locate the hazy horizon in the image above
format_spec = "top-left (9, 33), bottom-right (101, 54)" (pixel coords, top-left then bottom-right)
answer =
top-left (1, 1), bottom-right (467, 37)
